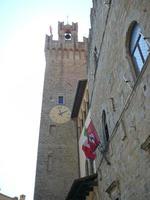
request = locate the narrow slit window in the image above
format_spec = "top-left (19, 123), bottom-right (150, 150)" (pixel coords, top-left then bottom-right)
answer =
top-left (102, 110), bottom-right (109, 149)
top-left (47, 155), bottom-right (53, 171)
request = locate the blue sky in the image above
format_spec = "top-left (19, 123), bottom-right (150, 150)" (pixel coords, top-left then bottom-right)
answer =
top-left (0, 1), bottom-right (92, 200)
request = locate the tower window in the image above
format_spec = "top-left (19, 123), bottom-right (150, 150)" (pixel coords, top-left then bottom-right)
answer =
top-left (64, 32), bottom-right (71, 40)
top-left (129, 23), bottom-right (150, 74)
top-left (58, 96), bottom-right (64, 104)
top-left (49, 124), bottom-right (56, 135)
top-left (47, 155), bottom-right (53, 171)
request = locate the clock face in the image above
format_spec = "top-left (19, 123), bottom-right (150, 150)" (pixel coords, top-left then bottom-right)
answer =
top-left (49, 105), bottom-right (71, 124)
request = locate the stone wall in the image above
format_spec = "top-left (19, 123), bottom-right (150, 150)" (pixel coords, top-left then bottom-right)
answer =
top-left (0, 193), bottom-right (24, 200)
top-left (0, 194), bottom-right (18, 200)
top-left (88, 0), bottom-right (150, 199)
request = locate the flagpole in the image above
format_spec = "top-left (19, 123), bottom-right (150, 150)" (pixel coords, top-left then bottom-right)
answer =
top-left (97, 144), bottom-right (111, 165)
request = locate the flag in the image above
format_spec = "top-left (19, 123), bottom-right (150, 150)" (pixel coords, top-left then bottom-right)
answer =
top-left (85, 111), bottom-right (100, 152)
top-left (82, 139), bottom-right (96, 160)
top-left (81, 110), bottom-right (100, 160)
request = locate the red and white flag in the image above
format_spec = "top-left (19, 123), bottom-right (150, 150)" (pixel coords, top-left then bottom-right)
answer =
top-left (81, 111), bottom-right (100, 160)
top-left (85, 111), bottom-right (100, 152)
top-left (82, 139), bottom-right (96, 160)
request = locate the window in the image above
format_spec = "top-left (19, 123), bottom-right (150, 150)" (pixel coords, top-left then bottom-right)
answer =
top-left (49, 124), bottom-right (56, 135)
top-left (82, 110), bottom-right (86, 123)
top-left (106, 180), bottom-right (121, 200)
top-left (102, 110), bottom-right (109, 148)
top-left (47, 154), bottom-right (53, 171)
top-left (85, 160), bottom-right (89, 176)
top-left (94, 46), bottom-right (98, 78)
top-left (64, 32), bottom-right (71, 40)
top-left (141, 135), bottom-right (150, 152)
top-left (130, 23), bottom-right (150, 74)
top-left (58, 96), bottom-right (64, 104)
top-left (85, 159), bottom-right (95, 176)
top-left (89, 159), bottom-right (94, 175)
top-left (94, 46), bottom-right (98, 65)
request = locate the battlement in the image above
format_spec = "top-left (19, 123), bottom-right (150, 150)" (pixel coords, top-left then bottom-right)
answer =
top-left (45, 22), bottom-right (88, 51)
top-left (45, 36), bottom-right (87, 50)
top-left (58, 21), bottom-right (78, 42)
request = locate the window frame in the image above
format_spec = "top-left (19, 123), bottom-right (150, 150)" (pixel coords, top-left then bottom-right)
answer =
top-left (126, 21), bottom-right (150, 81)
top-left (57, 95), bottom-right (64, 104)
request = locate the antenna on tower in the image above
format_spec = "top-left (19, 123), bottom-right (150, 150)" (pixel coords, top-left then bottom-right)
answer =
top-left (49, 25), bottom-right (53, 36)
top-left (67, 16), bottom-right (69, 24)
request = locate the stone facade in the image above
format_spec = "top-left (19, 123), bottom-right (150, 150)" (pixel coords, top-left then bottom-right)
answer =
top-left (87, 0), bottom-right (150, 200)
top-left (34, 1), bottom-right (150, 199)
top-left (0, 194), bottom-right (17, 200)
top-left (34, 22), bottom-right (87, 200)
top-left (0, 193), bottom-right (25, 200)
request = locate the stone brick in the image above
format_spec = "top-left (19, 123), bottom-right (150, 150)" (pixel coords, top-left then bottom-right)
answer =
top-left (88, 0), bottom-right (150, 199)
top-left (34, 22), bottom-right (87, 200)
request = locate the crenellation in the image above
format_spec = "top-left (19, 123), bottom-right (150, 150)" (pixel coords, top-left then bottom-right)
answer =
top-left (47, 44), bottom-right (87, 62)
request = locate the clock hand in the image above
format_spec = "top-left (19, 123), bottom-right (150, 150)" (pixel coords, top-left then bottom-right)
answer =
top-left (59, 110), bottom-right (68, 115)
top-left (58, 110), bottom-right (61, 115)
top-left (58, 108), bottom-right (62, 115)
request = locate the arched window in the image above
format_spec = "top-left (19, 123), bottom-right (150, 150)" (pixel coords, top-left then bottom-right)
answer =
top-left (102, 110), bottom-right (109, 146)
top-left (130, 23), bottom-right (150, 74)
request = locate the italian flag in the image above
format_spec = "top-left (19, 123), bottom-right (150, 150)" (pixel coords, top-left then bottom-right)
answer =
top-left (81, 111), bottom-right (100, 160)
top-left (82, 140), bottom-right (96, 160)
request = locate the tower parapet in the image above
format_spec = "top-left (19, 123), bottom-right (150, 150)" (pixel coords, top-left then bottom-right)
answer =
top-left (44, 22), bottom-right (88, 63)
top-left (45, 22), bottom-right (87, 51)
top-left (58, 21), bottom-right (78, 42)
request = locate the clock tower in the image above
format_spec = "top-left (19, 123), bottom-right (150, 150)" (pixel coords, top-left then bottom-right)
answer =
top-left (34, 22), bottom-right (87, 200)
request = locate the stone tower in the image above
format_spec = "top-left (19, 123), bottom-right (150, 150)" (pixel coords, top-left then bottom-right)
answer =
top-left (34, 22), bottom-right (87, 200)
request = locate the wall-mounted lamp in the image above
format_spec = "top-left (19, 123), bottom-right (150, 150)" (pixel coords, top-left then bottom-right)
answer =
top-left (123, 75), bottom-right (133, 89)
